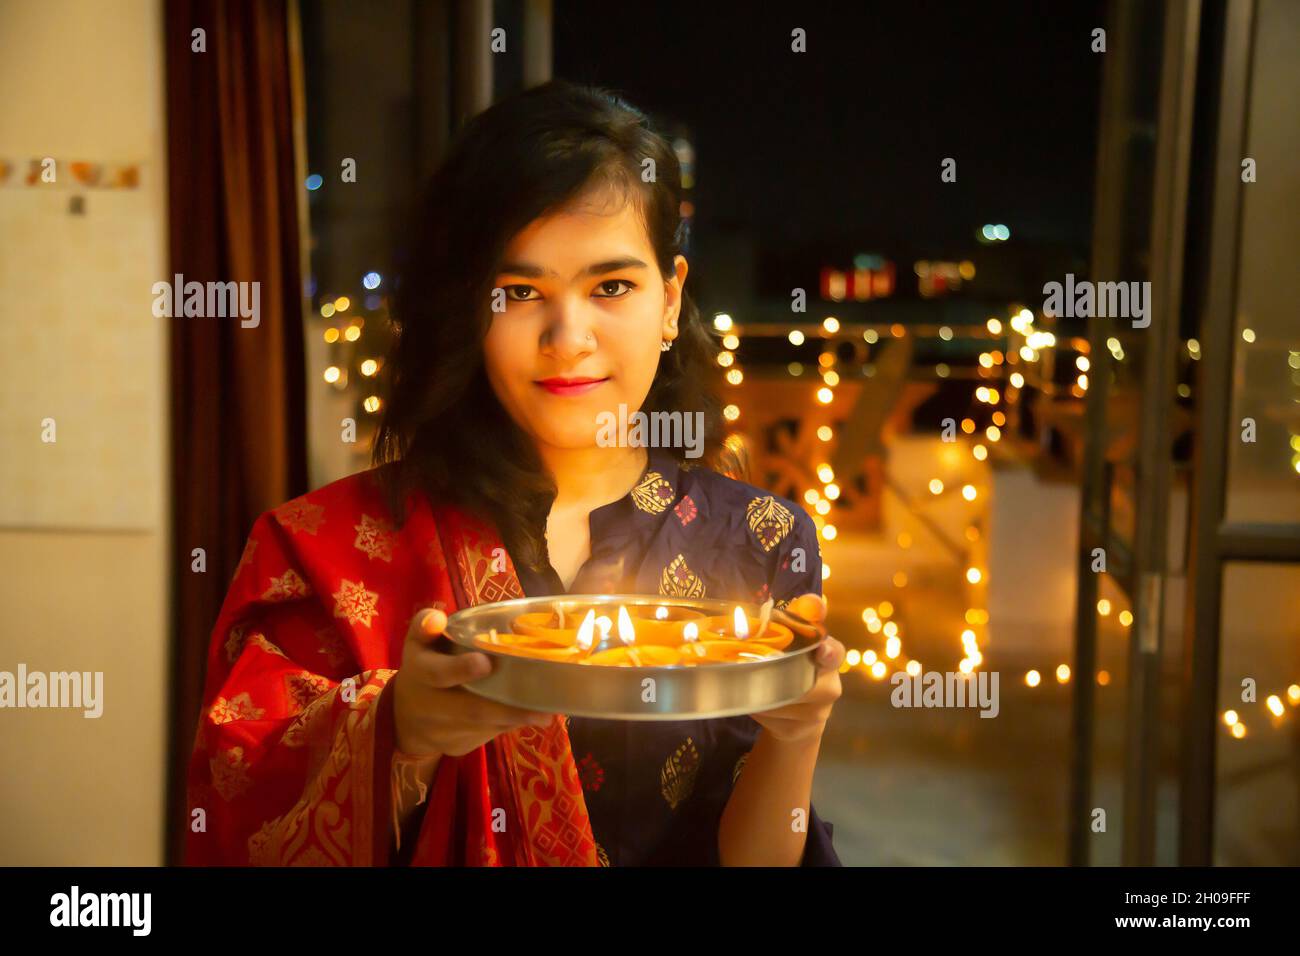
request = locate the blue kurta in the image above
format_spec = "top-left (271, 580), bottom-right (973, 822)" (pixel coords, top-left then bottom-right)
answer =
top-left (513, 446), bottom-right (841, 866)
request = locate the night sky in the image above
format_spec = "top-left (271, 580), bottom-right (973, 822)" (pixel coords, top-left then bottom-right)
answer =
top-left (554, 0), bottom-right (1105, 257)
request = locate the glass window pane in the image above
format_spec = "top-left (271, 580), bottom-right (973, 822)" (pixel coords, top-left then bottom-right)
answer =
top-left (1214, 562), bottom-right (1300, 864)
top-left (1224, 0), bottom-right (1300, 524)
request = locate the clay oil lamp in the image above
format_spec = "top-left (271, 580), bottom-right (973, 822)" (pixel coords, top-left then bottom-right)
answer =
top-left (582, 606), bottom-right (678, 667)
top-left (622, 603), bottom-right (708, 646)
top-left (472, 625), bottom-right (583, 662)
top-left (698, 603), bottom-right (794, 651)
top-left (510, 600), bottom-right (605, 645)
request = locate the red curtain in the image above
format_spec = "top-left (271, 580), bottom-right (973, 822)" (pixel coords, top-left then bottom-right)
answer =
top-left (163, 0), bottom-right (308, 864)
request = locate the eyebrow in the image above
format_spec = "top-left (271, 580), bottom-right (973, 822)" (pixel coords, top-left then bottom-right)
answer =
top-left (496, 256), bottom-right (650, 280)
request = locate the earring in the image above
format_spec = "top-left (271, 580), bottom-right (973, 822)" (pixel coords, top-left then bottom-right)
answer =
top-left (661, 340), bottom-right (673, 353)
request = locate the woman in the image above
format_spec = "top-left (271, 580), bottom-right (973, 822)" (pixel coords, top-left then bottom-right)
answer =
top-left (186, 79), bottom-right (845, 867)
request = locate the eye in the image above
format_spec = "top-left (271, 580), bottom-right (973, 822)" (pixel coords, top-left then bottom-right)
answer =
top-left (501, 285), bottom-right (538, 302)
top-left (594, 279), bottom-right (635, 298)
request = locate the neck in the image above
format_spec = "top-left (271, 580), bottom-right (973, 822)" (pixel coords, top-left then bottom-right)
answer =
top-left (537, 444), bottom-right (649, 507)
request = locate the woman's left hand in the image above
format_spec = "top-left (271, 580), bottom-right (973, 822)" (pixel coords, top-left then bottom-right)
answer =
top-left (749, 593), bottom-right (844, 743)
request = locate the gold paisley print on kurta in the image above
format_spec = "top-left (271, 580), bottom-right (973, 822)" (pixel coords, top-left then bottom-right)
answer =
top-left (659, 553), bottom-right (706, 599)
top-left (732, 750), bottom-right (750, 784)
top-left (631, 471), bottom-right (675, 514)
top-left (746, 495), bottom-right (795, 552)
top-left (660, 737), bottom-right (701, 809)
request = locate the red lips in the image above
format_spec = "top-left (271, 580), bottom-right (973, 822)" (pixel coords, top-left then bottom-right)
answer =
top-left (535, 376), bottom-right (609, 397)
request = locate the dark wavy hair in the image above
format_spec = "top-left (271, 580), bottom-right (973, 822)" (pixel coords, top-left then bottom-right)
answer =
top-left (373, 79), bottom-right (726, 572)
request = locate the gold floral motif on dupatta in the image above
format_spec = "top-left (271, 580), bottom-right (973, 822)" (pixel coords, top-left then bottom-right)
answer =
top-left (456, 540), bottom-right (524, 605)
top-left (631, 471), bottom-right (675, 515)
top-left (502, 719), bottom-right (599, 866)
top-left (443, 507), bottom-right (598, 867)
top-left (280, 690), bottom-right (334, 749)
top-left (660, 737), bottom-right (701, 809)
top-left (595, 841), bottom-right (610, 866)
top-left (314, 627), bottom-right (348, 669)
top-left (660, 553), bottom-right (706, 599)
top-left (745, 495), bottom-right (795, 552)
top-left (353, 514), bottom-right (397, 562)
top-left (332, 579), bottom-right (380, 628)
top-left (263, 568), bottom-right (311, 602)
top-left (286, 671), bottom-right (335, 710)
top-left (208, 692), bottom-right (265, 725)
top-left (246, 670), bottom-right (395, 865)
top-left (248, 633), bottom-right (288, 658)
top-left (211, 746), bottom-right (252, 801)
top-left (224, 623), bottom-right (250, 663)
top-left (273, 499), bottom-right (326, 535)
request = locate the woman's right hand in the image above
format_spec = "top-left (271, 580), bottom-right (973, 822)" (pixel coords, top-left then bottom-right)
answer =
top-left (391, 607), bottom-right (556, 757)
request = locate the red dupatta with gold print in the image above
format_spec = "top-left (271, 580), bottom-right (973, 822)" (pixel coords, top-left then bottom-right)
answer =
top-left (184, 467), bottom-right (599, 866)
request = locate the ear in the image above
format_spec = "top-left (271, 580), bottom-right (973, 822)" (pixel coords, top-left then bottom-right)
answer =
top-left (662, 254), bottom-right (689, 342)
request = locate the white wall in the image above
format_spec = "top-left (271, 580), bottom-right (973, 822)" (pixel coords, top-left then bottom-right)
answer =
top-left (0, 0), bottom-right (169, 864)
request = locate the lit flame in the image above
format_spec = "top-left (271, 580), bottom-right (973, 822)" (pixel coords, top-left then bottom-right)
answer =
top-left (596, 615), bottom-right (613, 641)
top-left (615, 607), bottom-right (642, 665)
top-left (655, 605), bottom-right (669, 620)
top-left (617, 606), bottom-right (636, 646)
top-left (682, 621), bottom-right (704, 657)
top-left (575, 611), bottom-right (597, 651)
top-left (733, 606), bottom-right (749, 640)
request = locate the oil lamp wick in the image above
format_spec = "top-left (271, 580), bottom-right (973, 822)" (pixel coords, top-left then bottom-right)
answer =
top-left (733, 605), bottom-right (749, 640)
top-left (682, 620), bottom-right (704, 657)
top-left (616, 606), bottom-right (642, 666)
top-left (575, 610), bottom-right (597, 656)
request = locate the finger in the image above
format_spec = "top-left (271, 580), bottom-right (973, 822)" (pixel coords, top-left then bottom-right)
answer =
top-left (425, 684), bottom-right (553, 729)
top-left (800, 595), bottom-right (832, 624)
top-left (786, 593), bottom-right (828, 626)
top-left (764, 683), bottom-right (836, 716)
top-left (406, 607), bottom-right (448, 645)
top-left (464, 696), bottom-right (555, 729)
top-left (757, 702), bottom-right (829, 724)
top-left (751, 710), bottom-right (816, 728)
top-left (814, 636), bottom-right (846, 670)
top-left (424, 648), bottom-right (493, 689)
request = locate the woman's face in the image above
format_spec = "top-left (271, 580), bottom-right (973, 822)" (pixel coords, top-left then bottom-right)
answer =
top-left (483, 187), bottom-right (688, 453)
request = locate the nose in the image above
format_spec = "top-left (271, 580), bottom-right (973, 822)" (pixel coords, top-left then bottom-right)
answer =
top-left (539, 295), bottom-right (596, 362)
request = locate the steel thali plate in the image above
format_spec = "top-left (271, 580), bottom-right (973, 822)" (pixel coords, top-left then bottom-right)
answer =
top-left (442, 593), bottom-right (823, 721)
